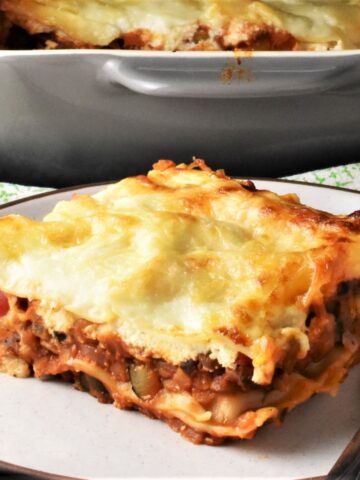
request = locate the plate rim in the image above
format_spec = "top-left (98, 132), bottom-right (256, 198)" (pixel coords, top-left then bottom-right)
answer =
top-left (0, 458), bottom-right (325, 480)
top-left (0, 459), bottom-right (79, 480)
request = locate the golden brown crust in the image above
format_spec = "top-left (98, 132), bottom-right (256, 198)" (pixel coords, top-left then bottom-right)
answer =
top-left (155, 159), bottom-right (360, 235)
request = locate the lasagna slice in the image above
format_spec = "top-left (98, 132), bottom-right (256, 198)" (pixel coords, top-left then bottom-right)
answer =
top-left (1, 0), bottom-right (360, 51)
top-left (0, 160), bottom-right (359, 444)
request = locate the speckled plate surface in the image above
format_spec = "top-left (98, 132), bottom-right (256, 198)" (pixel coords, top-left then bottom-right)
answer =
top-left (0, 181), bottom-right (359, 480)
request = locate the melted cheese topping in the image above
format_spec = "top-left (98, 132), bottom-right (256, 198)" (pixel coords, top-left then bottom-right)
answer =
top-left (1, 0), bottom-right (360, 49)
top-left (0, 162), bottom-right (358, 376)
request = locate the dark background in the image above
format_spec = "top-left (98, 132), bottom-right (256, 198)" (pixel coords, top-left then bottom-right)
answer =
top-left (1, 147), bottom-right (358, 189)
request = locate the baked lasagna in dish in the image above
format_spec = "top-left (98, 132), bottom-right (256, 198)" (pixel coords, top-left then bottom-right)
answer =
top-left (1, 0), bottom-right (360, 50)
top-left (0, 161), bottom-right (359, 444)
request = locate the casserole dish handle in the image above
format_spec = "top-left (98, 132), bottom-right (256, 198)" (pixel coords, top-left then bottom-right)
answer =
top-left (101, 55), bottom-right (358, 98)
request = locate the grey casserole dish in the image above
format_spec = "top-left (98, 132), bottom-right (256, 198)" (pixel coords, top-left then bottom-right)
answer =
top-left (0, 49), bottom-right (359, 186)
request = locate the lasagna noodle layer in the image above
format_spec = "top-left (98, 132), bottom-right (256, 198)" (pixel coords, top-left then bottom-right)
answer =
top-left (1, 0), bottom-right (360, 50)
top-left (0, 286), bottom-right (357, 443)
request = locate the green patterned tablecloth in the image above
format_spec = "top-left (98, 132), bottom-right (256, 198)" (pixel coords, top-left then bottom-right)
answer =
top-left (0, 183), bottom-right (53, 205)
top-left (285, 163), bottom-right (360, 190)
top-left (0, 163), bottom-right (359, 205)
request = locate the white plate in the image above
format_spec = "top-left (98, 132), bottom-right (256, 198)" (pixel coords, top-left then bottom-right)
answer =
top-left (0, 180), bottom-right (359, 480)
